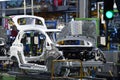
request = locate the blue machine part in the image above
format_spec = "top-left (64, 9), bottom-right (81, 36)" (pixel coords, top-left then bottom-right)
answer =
top-left (45, 21), bottom-right (57, 29)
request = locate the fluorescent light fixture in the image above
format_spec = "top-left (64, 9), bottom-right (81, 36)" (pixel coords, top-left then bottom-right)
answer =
top-left (0, 0), bottom-right (10, 1)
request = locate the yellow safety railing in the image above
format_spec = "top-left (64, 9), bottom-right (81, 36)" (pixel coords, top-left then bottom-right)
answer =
top-left (51, 59), bottom-right (83, 80)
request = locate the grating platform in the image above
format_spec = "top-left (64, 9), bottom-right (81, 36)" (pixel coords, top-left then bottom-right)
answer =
top-left (0, 56), bottom-right (10, 60)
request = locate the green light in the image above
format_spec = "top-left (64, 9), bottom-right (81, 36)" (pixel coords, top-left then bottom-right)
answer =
top-left (106, 11), bottom-right (113, 19)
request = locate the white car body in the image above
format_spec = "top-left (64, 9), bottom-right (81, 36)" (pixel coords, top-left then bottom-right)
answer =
top-left (7, 15), bottom-right (62, 72)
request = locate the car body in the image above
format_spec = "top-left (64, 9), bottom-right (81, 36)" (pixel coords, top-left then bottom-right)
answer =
top-left (6, 15), bottom-right (64, 73)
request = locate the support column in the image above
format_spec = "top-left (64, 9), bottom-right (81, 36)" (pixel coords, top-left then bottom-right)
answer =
top-left (24, 0), bottom-right (26, 15)
top-left (2, 2), bottom-right (6, 28)
top-left (31, 0), bottom-right (34, 15)
top-left (65, 13), bottom-right (69, 23)
top-left (78, 0), bottom-right (89, 18)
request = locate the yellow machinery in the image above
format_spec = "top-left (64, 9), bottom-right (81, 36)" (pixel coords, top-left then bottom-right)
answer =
top-left (51, 59), bottom-right (83, 80)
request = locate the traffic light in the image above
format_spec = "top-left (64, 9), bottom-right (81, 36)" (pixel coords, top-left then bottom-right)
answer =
top-left (104, 0), bottom-right (114, 20)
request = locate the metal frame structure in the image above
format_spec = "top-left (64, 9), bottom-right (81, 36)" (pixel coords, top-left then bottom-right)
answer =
top-left (51, 59), bottom-right (83, 80)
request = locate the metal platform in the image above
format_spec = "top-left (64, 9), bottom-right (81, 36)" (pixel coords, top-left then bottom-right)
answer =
top-left (8, 71), bottom-right (51, 80)
top-left (7, 71), bottom-right (78, 80)
top-left (82, 60), bottom-right (103, 67)
top-left (61, 60), bottom-right (103, 67)
top-left (0, 56), bottom-right (10, 60)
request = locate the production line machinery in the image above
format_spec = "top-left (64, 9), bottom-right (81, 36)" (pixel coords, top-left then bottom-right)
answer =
top-left (0, 15), bottom-right (107, 80)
